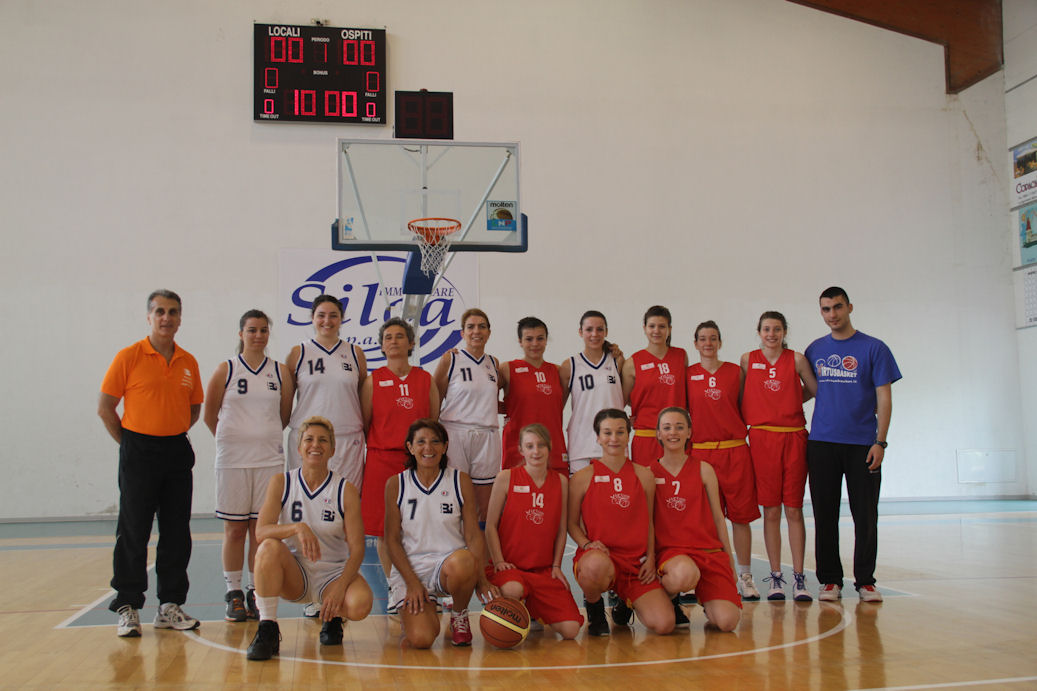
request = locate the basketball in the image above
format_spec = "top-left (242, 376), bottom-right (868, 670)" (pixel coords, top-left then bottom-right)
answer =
top-left (479, 597), bottom-right (530, 649)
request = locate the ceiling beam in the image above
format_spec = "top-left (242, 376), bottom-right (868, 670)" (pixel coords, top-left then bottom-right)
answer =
top-left (787, 0), bottom-right (1003, 93)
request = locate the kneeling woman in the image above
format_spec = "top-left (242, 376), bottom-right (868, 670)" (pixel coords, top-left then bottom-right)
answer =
top-left (485, 424), bottom-right (584, 639)
top-left (384, 420), bottom-right (498, 648)
top-left (247, 416), bottom-right (372, 661)
top-left (653, 407), bottom-right (741, 632)
top-left (568, 409), bottom-right (674, 636)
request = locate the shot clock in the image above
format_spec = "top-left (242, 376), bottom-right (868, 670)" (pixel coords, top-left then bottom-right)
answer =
top-left (254, 23), bottom-right (387, 124)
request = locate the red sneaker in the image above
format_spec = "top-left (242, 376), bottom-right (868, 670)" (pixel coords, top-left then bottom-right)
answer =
top-left (450, 610), bottom-right (472, 647)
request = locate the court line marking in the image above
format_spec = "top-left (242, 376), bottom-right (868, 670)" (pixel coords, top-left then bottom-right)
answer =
top-left (180, 603), bottom-right (852, 672)
top-left (855, 676), bottom-right (1037, 690)
top-left (55, 560), bottom-right (155, 629)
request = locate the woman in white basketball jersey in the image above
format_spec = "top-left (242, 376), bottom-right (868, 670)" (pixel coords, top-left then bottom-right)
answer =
top-left (246, 416), bottom-right (372, 661)
top-left (559, 310), bottom-right (625, 474)
top-left (286, 295), bottom-right (367, 489)
top-left (204, 309), bottom-right (294, 623)
top-left (384, 419), bottom-right (498, 648)
top-left (433, 308), bottom-right (502, 520)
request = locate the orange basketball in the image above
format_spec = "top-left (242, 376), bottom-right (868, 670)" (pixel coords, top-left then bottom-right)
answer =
top-left (479, 597), bottom-right (530, 649)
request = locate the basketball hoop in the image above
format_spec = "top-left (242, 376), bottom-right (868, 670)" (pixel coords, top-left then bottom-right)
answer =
top-left (408, 217), bottom-right (461, 276)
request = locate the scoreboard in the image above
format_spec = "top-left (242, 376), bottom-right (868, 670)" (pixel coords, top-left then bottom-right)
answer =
top-left (254, 23), bottom-right (387, 124)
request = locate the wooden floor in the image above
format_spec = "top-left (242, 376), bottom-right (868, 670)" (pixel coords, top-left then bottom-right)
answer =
top-left (1, 502), bottom-right (1035, 690)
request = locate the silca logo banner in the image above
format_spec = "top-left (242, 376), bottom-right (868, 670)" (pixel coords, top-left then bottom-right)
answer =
top-left (278, 249), bottom-right (478, 366)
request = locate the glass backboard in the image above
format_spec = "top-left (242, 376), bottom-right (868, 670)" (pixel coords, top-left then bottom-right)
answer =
top-left (332, 139), bottom-right (526, 252)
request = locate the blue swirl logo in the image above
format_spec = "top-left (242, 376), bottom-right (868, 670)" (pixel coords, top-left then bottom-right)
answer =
top-left (286, 255), bottom-right (464, 366)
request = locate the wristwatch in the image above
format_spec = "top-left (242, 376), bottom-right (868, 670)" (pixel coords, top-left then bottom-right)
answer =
top-left (874, 441), bottom-right (888, 449)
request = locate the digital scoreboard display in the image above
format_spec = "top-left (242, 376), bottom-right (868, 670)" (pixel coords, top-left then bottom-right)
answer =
top-left (253, 23), bottom-right (387, 124)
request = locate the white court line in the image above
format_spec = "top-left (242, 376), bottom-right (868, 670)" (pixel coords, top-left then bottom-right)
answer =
top-left (855, 677), bottom-right (1037, 690)
top-left (55, 560), bottom-right (155, 629)
top-left (180, 603), bottom-right (852, 672)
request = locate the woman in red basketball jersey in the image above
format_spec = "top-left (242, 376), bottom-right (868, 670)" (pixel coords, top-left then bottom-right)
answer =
top-left (360, 318), bottom-right (440, 577)
top-left (621, 306), bottom-right (688, 466)
top-left (568, 409), bottom-right (674, 636)
top-left (686, 320), bottom-right (761, 600)
top-left (653, 407), bottom-right (741, 632)
top-left (500, 317), bottom-right (569, 474)
top-left (739, 311), bottom-right (817, 602)
top-left (485, 424), bottom-right (583, 639)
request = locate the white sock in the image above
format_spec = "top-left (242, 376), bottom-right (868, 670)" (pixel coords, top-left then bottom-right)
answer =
top-left (224, 570), bottom-right (243, 592)
top-left (257, 596), bottom-right (279, 622)
top-left (738, 564), bottom-right (752, 575)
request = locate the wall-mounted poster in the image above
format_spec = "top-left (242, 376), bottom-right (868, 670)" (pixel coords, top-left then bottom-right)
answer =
top-left (1020, 202), bottom-right (1037, 267)
top-left (1012, 137), bottom-right (1037, 209)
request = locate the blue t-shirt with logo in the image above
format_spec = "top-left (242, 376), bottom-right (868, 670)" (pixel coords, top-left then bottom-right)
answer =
top-left (805, 331), bottom-right (902, 445)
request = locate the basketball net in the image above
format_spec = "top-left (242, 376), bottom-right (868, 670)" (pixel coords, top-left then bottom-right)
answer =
top-left (408, 218), bottom-right (461, 277)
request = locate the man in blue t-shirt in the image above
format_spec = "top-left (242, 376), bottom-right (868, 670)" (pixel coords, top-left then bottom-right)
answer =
top-left (804, 287), bottom-right (901, 603)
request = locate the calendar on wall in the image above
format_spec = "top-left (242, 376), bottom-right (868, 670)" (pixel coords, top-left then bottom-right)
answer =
top-left (1016, 266), bottom-right (1037, 328)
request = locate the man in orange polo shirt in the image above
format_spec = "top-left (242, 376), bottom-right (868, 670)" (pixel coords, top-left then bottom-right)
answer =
top-left (98, 289), bottom-right (204, 637)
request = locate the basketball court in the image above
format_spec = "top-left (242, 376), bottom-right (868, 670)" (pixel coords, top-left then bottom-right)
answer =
top-left (3, 501), bottom-right (1034, 689)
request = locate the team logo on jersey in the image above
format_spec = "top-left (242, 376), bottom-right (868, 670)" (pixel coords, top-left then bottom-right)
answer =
top-left (341, 360), bottom-right (353, 372)
top-left (610, 493), bottom-right (631, 508)
top-left (180, 369), bottom-right (193, 387)
top-left (515, 366), bottom-right (529, 373)
top-left (666, 496), bottom-right (687, 512)
top-left (704, 387), bottom-right (722, 401)
top-left (607, 375), bottom-right (617, 384)
top-left (689, 374), bottom-right (705, 381)
top-left (513, 485), bottom-right (531, 493)
top-left (842, 355), bottom-right (858, 371)
top-left (640, 362), bottom-right (655, 371)
top-left (267, 382), bottom-right (279, 391)
top-left (525, 508), bottom-right (545, 525)
top-left (593, 475), bottom-right (611, 483)
top-left (658, 373), bottom-right (676, 386)
top-left (763, 379), bottom-right (782, 392)
top-left (322, 509), bottom-right (335, 521)
top-left (378, 380), bottom-right (393, 387)
top-left (752, 363), bottom-right (767, 370)
top-left (396, 396), bottom-right (415, 409)
top-left (440, 503), bottom-right (454, 514)
top-left (535, 382), bottom-right (553, 395)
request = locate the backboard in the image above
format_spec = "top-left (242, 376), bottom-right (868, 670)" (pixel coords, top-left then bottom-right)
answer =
top-left (332, 139), bottom-right (526, 252)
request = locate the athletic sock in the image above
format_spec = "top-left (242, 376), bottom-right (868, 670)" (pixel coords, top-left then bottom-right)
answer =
top-left (738, 564), bottom-right (752, 575)
top-left (257, 596), bottom-right (279, 622)
top-left (224, 570), bottom-right (243, 592)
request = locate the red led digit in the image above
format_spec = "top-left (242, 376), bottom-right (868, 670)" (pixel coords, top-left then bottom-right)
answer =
top-left (264, 99), bottom-right (274, 114)
top-left (360, 40), bottom-right (375, 65)
top-left (343, 40), bottom-right (358, 65)
top-left (264, 68), bottom-right (278, 89)
top-left (294, 89), bottom-right (316, 116)
top-left (322, 44), bottom-right (328, 62)
top-left (366, 71), bottom-right (379, 92)
top-left (342, 92), bottom-right (357, 117)
top-left (325, 91), bottom-right (340, 116)
top-left (269, 36), bottom-right (285, 62)
top-left (288, 37), bottom-right (303, 63)
top-left (366, 102), bottom-right (377, 118)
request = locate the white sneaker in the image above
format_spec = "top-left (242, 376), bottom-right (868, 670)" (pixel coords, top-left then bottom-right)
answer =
top-left (818, 583), bottom-right (842, 601)
top-left (116, 605), bottom-right (141, 637)
top-left (764, 572), bottom-right (787, 600)
top-left (857, 584), bottom-right (884, 602)
top-left (793, 572), bottom-right (813, 602)
top-left (154, 603), bottom-right (200, 630)
top-left (739, 572), bottom-right (760, 600)
top-left (303, 602), bottom-right (321, 618)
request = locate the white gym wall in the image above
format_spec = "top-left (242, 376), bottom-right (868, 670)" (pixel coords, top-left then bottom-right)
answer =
top-left (0, 0), bottom-right (1028, 519)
